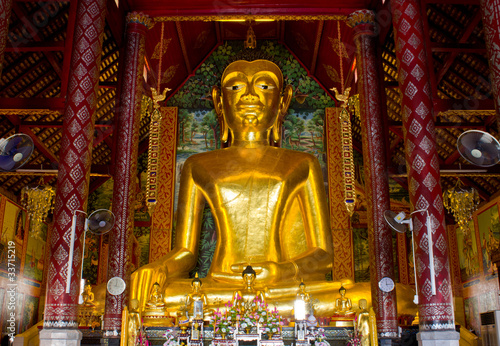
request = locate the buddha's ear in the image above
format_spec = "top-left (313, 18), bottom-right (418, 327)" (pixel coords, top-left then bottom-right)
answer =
top-left (212, 86), bottom-right (229, 143)
top-left (280, 85), bottom-right (294, 115)
top-left (272, 85), bottom-right (294, 143)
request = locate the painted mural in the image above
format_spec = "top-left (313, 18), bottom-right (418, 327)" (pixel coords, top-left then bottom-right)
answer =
top-left (457, 219), bottom-right (481, 282)
top-left (22, 222), bottom-right (47, 283)
top-left (476, 203), bottom-right (500, 276)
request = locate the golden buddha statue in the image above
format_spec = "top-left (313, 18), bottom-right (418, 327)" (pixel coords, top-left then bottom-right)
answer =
top-left (143, 282), bottom-right (172, 326)
top-left (81, 284), bottom-right (95, 307)
top-left (356, 299), bottom-right (370, 346)
top-left (332, 285), bottom-right (355, 316)
top-left (128, 299), bottom-right (142, 346)
top-left (186, 273), bottom-right (208, 319)
top-left (232, 265), bottom-right (266, 311)
top-left (296, 280), bottom-right (312, 315)
top-left (129, 57), bottom-right (418, 318)
top-left (145, 282), bottom-right (166, 309)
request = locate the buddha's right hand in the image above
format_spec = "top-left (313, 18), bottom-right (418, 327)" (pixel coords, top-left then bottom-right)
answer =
top-left (130, 262), bottom-right (168, 309)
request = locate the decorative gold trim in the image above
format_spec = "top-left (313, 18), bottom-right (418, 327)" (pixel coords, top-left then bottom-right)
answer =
top-left (154, 15), bottom-right (347, 22)
top-left (347, 9), bottom-right (376, 28)
top-left (127, 12), bottom-right (154, 29)
top-left (0, 109), bottom-right (61, 116)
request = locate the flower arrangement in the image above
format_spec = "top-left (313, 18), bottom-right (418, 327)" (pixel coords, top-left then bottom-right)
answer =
top-left (313, 328), bottom-right (331, 346)
top-left (345, 327), bottom-right (361, 346)
top-left (163, 329), bottom-right (179, 346)
top-left (211, 307), bottom-right (235, 336)
top-left (258, 303), bottom-right (282, 336)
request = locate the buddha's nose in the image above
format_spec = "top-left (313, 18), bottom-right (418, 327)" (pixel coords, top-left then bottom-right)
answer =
top-left (241, 89), bottom-right (259, 102)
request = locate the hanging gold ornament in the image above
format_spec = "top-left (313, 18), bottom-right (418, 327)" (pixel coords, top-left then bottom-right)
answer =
top-left (443, 179), bottom-right (480, 235)
top-left (330, 20), bottom-right (356, 216)
top-left (21, 179), bottom-right (55, 239)
top-left (146, 22), bottom-right (171, 216)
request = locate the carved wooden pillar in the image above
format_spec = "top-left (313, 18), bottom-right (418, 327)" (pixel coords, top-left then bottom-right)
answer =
top-left (102, 12), bottom-right (152, 334)
top-left (0, 0), bottom-right (13, 76)
top-left (479, 0), bottom-right (500, 129)
top-left (391, 0), bottom-right (458, 344)
top-left (41, 0), bottom-right (107, 344)
top-left (348, 9), bottom-right (398, 339)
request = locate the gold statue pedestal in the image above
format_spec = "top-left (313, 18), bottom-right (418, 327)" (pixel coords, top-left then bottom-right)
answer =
top-left (329, 315), bottom-right (354, 327)
top-left (142, 309), bottom-right (174, 327)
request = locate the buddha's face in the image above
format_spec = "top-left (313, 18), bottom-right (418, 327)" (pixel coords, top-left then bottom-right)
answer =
top-left (220, 60), bottom-right (283, 132)
top-left (244, 273), bottom-right (256, 286)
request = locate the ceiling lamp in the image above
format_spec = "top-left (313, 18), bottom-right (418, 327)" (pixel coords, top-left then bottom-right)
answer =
top-left (21, 179), bottom-right (55, 239)
top-left (443, 178), bottom-right (480, 234)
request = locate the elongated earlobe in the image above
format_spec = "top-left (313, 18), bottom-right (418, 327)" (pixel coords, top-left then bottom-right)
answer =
top-left (212, 86), bottom-right (228, 143)
top-left (272, 85), bottom-right (294, 143)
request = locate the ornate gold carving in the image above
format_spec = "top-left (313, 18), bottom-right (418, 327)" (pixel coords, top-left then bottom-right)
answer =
top-left (347, 9), bottom-right (376, 28)
top-left (162, 65), bottom-right (179, 84)
top-left (323, 64), bottom-right (340, 83)
top-left (151, 38), bottom-right (172, 59)
top-left (154, 15), bottom-right (347, 22)
top-left (328, 37), bottom-right (349, 58)
top-left (127, 12), bottom-right (154, 29)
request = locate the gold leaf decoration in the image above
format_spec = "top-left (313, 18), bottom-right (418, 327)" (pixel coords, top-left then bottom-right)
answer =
top-left (328, 37), bottom-right (348, 58)
top-left (323, 64), bottom-right (340, 83)
top-left (152, 38), bottom-right (172, 59)
top-left (162, 64), bottom-right (179, 84)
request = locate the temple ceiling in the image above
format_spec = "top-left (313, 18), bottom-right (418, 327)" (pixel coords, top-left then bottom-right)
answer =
top-left (1, 0), bottom-right (499, 218)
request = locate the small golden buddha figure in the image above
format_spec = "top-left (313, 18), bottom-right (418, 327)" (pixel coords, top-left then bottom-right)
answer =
top-left (81, 284), bottom-right (95, 307)
top-left (186, 273), bottom-right (208, 319)
top-left (143, 282), bottom-right (172, 326)
top-left (130, 56), bottom-right (347, 317)
top-left (296, 279), bottom-right (313, 315)
top-left (128, 299), bottom-right (142, 346)
top-left (145, 282), bottom-right (166, 309)
top-left (356, 299), bottom-right (370, 346)
top-left (232, 265), bottom-right (266, 311)
top-left (333, 285), bottom-right (355, 316)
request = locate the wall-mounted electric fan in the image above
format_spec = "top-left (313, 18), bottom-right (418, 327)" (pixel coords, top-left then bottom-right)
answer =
top-left (0, 134), bottom-right (34, 171)
top-left (457, 130), bottom-right (500, 167)
top-left (384, 209), bottom-right (436, 304)
top-left (66, 209), bottom-right (115, 293)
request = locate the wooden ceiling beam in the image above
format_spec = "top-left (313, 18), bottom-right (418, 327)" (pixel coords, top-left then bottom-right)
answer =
top-left (5, 41), bottom-right (65, 52)
top-left (433, 98), bottom-right (495, 112)
top-left (175, 21), bottom-right (192, 75)
top-left (89, 176), bottom-right (111, 194)
top-left (435, 10), bottom-right (482, 85)
top-left (0, 97), bottom-right (65, 110)
top-left (310, 20), bottom-right (324, 74)
top-left (431, 42), bottom-right (486, 54)
top-left (106, 0), bottom-right (124, 46)
top-left (11, 3), bottom-right (63, 78)
top-left (18, 126), bottom-right (59, 165)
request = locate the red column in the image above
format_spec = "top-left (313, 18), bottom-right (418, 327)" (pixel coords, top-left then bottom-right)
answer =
top-left (0, 0), bottom-right (13, 76)
top-left (102, 12), bottom-right (152, 333)
top-left (391, 0), bottom-right (456, 334)
top-left (480, 0), bottom-right (500, 128)
top-left (42, 0), bottom-right (107, 330)
top-left (347, 10), bottom-right (398, 339)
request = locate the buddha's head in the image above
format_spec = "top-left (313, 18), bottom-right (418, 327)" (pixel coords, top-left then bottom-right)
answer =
top-left (358, 299), bottom-right (367, 310)
top-left (299, 280), bottom-right (306, 292)
top-left (213, 58), bottom-right (293, 143)
top-left (151, 282), bottom-right (161, 295)
top-left (339, 285), bottom-right (346, 297)
top-left (242, 265), bottom-right (257, 286)
top-left (191, 273), bottom-right (202, 291)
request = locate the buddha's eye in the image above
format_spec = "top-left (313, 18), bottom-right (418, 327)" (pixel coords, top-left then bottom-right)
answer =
top-left (226, 84), bottom-right (244, 91)
top-left (256, 83), bottom-right (274, 90)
